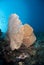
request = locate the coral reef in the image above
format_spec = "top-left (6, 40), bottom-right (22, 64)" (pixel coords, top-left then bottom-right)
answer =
top-left (8, 14), bottom-right (36, 50)
top-left (0, 29), bottom-right (44, 65)
top-left (0, 14), bottom-right (44, 65)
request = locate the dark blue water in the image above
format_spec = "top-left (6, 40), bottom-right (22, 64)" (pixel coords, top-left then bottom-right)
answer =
top-left (0, 0), bottom-right (44, 33)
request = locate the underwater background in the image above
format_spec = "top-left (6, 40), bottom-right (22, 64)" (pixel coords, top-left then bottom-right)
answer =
top-left (0, 0), bottom-right (44, 33)
top-left (0, 0), bottom-right (44, 65)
